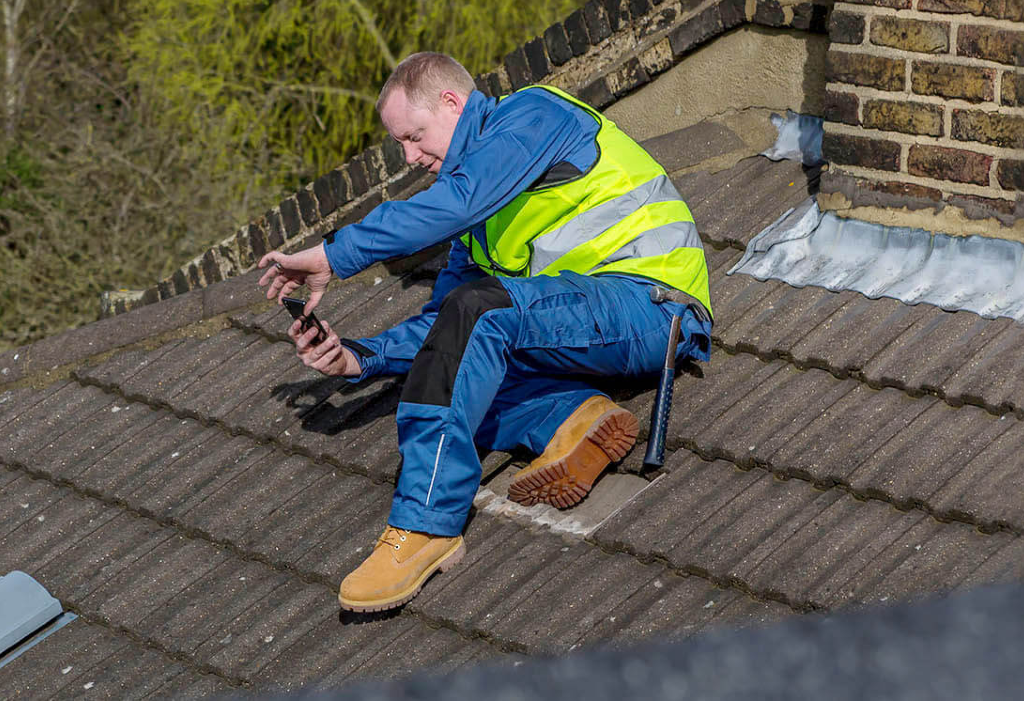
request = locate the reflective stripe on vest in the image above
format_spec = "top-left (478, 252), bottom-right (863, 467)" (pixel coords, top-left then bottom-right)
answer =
top-left (462, 85), bottom-right (713, 318)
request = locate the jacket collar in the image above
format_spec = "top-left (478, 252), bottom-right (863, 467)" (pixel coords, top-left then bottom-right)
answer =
top-left (439, 90), bottom-right (494, 177)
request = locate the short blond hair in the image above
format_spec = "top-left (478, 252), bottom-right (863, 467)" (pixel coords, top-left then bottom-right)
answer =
top-left (376, 52), bottom-right (475, 113)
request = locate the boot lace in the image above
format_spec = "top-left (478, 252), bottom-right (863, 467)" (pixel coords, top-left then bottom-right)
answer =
top-left (378, 527), bottom-right (409, 551)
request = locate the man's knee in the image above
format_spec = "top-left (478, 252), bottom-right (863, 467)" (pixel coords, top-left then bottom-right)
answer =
top-left (402, 277), bottom-right (513, 406)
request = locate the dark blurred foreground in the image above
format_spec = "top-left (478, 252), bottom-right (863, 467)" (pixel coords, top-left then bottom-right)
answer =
top-left (258, 583), bottom-right (1024, 701)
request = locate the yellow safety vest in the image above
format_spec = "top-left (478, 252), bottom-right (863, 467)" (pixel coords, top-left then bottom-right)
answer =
top-left (461, 85), bottom-right (712, 317)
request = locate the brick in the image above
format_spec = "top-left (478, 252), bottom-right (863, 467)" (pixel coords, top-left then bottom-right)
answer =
top-left (187, 261), bottom-right (202, 288)
top-left (824, 90), bottom-right (860, 126)
top-left (486, 72), bottom-right (503, 97)
top-left (638, 6), bottom-right (676, 39)
top-left (629, 0), bottom-right (652, 18)
top-left (608, 57), bottom-right (650, 98)
top-left (912, 61), bottom-right (994, 102)
top-left (201, 250), bottom-right (222, 285)
top-left (246, 222), bottom-right (269, 263)
top-left (171, 268), bottom-right (189, 295)
top-left (871, 16), bottom-right (949, 53)
top-left (583, 1), bottom-right (613, 43)
top-left (791, 2), bottom-right (830, 33)
top-left (362, 146), bottom-right (385, 186)
top-left (919, 0), bottom-right (1024, 22)
top-left (279, 197), bottom-right (301, 237)
top-left (313, 170), bottom-right (341, 218)
top-left (543, 24), bottom-right (573, 66)
top-left (669, 4), bottom-right (723, 57)
top-left (829, 11), bottom-right (865, 45)
top-left (828, 51), bottom-right (905, 91)
top-left (753, 0), bottom-right (786, 27)
top-left (600, 0), bottom-right (629, 32)
top-left (946, 193), bottom-right (1021, 224)
top-left (1002, 71), bottom-right (1024, 107)
top-left (863, 99), bottom-right (943, 136)
top-left (720, 0), bottom-right (746, 29)
top-left (842, 0), bottom-right (910, 7)
top-left (997, 159), bottom-right (1024, 191)
top-left (381, 137), bottom-right (405, 176)
top-left (822, 132), bottom-right (901, 171)
top-left (564, 9), bottom-right (591, 57)
top-left (264, 209), bottom-right (285, 248)
top-left (908, 144), bottom-right (992, 185)
top-left (952, 109), bottom-right (1024, 148)
top-left (503, 47), bottom-right (530, 90)
top-left (639, 38), bottom-right (674, 76)
top-left (347, 157), bottom-right (369, 195)
top-left (523, 38), bottom-right (551, 81)
top-left (958, 24), bottom-right (1024, 67)
top-left (579, 76), bottom-right (614, 109)
top-left (157, 279), bottom-right (174, 300)
top-left (821, 169), bottom-right (944, 211)
top-left (295, 188), bottom-right (317, 227)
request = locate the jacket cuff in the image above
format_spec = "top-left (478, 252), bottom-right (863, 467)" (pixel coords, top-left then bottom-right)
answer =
top-left (338, 338), bottom-right (382, 383)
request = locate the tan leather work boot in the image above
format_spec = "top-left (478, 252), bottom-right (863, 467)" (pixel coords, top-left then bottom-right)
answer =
top-left (507, 396), bottom-right (638, 508)
top-left (338, 526), bottom-right (465, 612)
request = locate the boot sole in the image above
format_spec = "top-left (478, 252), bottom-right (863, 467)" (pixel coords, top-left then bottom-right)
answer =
top-left (507, 408), bottom-right (638, 509)
top-left (338, 539), bottom-right (466, 613)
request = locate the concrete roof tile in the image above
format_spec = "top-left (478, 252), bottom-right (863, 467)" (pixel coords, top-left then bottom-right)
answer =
top-left (0, 474), bottom-right (64, 541)
top-left (847, 519), bottom-right (1015, 606)
top-left (845, 400), bottom-right (1013, 506)
top-left (3, 383), bottom-right (115, 466)
top-left (488, 547), bottom-right (665, 652)
top-left (32, 511), bottom-right (172, 602)
top-left (184, 453), bottom-right (325, 544)
top-left (343, 624), bottom-right (492, 684)
top-left (1, 618), bottom-right (131, 698)
top-left (201, 578), bottom-right (334, 679)
top-left (134, 557), bottom-right (293, 657)
top-left (943, 322), bottom-right (1024, 411)
top-left (71, 413), bottom-right (214, 497)
top-left (130, 434), bottom-right (274, 520)
top-left (0, 489), bottom-right (116, 576)
top-left (862, 308), bottom-right (1014, 392)
top-left (768, 384), bottom-right (937, 481)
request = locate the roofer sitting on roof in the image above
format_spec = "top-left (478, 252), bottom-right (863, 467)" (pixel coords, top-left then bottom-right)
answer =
top-left (258, 52), bottom-right (713, 613)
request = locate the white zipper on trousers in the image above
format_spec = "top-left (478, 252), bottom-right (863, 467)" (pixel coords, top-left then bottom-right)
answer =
top-left (425, 433), bottom-right (446, 507)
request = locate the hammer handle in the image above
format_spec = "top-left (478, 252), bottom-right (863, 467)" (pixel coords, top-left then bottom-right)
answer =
top-left (643, 313), bottom-right (681, 469)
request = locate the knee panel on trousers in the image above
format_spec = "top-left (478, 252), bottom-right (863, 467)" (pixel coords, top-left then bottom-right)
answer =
top-left (401, 277), bottom-right (513, 407)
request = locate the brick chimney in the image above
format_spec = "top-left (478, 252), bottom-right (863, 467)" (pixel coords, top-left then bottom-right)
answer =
top-left (818, 0), bottom-right (1024, 239)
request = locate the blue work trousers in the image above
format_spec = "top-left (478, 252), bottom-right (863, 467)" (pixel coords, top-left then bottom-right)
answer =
top-left (389, 271), bottom-right (711, 536)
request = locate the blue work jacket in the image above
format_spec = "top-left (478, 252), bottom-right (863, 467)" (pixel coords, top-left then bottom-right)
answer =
top-left (328, 88), bottom-right (602, 381)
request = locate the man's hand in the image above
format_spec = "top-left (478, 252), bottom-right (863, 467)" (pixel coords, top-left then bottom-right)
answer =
top-left (289, 318), bottom-right (361, 377)
top-left (258, 244), bottom-right (333, 315)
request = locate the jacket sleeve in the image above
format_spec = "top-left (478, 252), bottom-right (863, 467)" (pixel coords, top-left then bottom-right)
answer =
top-left (322, 97), bottom-right (593, 280)
top-left (338, 236), bottom-right (487, 382)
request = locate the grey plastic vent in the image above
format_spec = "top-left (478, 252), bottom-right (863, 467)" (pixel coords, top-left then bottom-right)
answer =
top-left (0, 571), bottom-right (76, 670)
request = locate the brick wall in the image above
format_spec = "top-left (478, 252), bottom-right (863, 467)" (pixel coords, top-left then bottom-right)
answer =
top-left (820, 0), bottom-right (1024, 233)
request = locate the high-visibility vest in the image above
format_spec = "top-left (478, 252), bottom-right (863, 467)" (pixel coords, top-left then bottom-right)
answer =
top-left (461, 85), bottom-right (712, 318)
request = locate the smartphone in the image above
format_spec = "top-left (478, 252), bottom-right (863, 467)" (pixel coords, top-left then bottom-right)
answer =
top-left (282, 297), bottom-right (327, 343)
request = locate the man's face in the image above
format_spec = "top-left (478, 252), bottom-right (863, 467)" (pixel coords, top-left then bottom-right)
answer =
top-left (380, 87), bottom-right (465, 174)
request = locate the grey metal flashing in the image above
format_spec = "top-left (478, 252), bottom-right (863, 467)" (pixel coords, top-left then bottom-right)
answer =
top-left (729, 197), bottom-right (1024, 322)
top-left (0, 571), bottom-right (76, 670)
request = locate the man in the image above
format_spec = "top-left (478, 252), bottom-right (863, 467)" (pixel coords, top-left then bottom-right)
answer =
top-left (258, 52), bottom-right (712, 613)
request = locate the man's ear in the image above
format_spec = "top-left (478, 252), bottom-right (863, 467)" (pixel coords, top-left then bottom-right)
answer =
top-left (439, 89), bottom-right (466, 116)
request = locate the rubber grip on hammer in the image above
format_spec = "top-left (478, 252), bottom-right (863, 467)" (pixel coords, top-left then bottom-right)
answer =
top-left (643, 365), bottom-right (674, 468)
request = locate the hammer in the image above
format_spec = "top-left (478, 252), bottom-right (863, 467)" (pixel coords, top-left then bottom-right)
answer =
top-left (643, 286), bottom-right (709, 469)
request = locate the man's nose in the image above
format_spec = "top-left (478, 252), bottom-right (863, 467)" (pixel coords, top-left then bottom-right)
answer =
top-left (402, 142), bottom-right (419, 164)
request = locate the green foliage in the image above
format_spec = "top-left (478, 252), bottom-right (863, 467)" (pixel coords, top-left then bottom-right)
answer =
top-left (0, 0), bottom-right (582, 351)
top-left (124, 0), bottom-right (579, 194)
